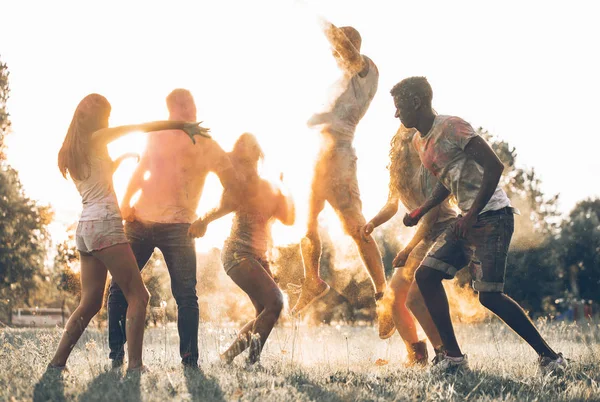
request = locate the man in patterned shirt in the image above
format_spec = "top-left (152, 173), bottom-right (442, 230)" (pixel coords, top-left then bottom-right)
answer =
top-left (390, 76), bottom-right (566, 374)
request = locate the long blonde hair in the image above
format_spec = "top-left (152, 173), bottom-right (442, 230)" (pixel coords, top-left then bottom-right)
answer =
top-left (388, 124), bottom-right (419, 204)
top-left (58, 94), bottom-right (111, 180)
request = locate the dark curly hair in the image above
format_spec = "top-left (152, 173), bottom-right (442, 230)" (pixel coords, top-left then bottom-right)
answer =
top-left (390, 76), bottom-right (433, 107)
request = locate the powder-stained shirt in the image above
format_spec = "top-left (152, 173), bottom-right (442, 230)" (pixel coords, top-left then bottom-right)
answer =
top-left (225, 210), bottom-right (272, 260)
top-left (412, 115), bottom-right (511, 214)
top-left (73, 147), bottom-right (122, 221)
top-left (389, 125), bottom-right (457, 223)
top-left (322, 56), bottom-right (378, 142)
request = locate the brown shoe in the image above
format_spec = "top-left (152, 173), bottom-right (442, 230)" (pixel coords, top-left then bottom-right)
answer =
top-left (375, 292), bottom-right (395, 339)
top-left (290, 280), bottom-right (330, 315)
top-left (406, 340), bottom-right (428, 366)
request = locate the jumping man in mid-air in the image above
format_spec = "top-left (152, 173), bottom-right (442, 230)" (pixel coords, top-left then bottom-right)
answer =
top-left (292, 20), bottom-right (392, 336)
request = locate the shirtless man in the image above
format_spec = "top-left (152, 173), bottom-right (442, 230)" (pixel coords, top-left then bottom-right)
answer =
top-left (292, 21), bottom-right (391, 336)
top-left (362, 123), bottom-right (455, 364)
top-left (107, 89), bottom-right (239, 369)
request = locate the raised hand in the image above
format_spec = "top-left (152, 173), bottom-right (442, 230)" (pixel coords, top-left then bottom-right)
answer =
top-left (183, 122), bottom-right (211, 144)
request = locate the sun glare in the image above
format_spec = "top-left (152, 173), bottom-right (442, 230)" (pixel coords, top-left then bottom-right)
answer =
top-left (33, 2), bottom-right (392, 253)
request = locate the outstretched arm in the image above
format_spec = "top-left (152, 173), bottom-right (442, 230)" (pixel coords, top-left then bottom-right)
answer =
top-left (91, 121), bottom-right (210, 146)
top-left (403, 181), bottom-right (450, 227)
top-left (321, 20), bottom-right (366, 75)
top-left (361, 192), bottom-right (399, 241)
top-left (369, 193), bottom-right (400, 228)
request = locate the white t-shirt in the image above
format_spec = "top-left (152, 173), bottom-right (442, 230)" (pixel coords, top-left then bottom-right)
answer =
top-left (322, 56), bottom-right (379, 142)
top-left (73, 147), bottom-right (122, 221)
top-left (412, 115), bottom-right (511, 214)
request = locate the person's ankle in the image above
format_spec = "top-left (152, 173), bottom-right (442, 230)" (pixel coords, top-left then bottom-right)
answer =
top-left (446, 350), bottom-right (463, 358)
top-left (540, 351), bottom-right (560, 360)
top-left (49, 358), bottom-right (66, 367)
top-left (127, 360), bottom-right (143, 370)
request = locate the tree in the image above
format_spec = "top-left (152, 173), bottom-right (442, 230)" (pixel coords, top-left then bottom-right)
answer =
top-left (480, 128), bottom-right (560, 238)
top-left (557, 198), bottom-right (600, 305)
top-left (471, 129), bottom-right (561, 314)
top-left (0, 57), bottom-right (52, 323)
top-left (52, 225), bottom-right (81, 313)
top-left (0, 60), bottom-right (10, 160)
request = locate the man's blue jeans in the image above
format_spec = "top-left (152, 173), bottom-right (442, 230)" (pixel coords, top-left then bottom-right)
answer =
top-left (107, 220), bottom-right (199, 366)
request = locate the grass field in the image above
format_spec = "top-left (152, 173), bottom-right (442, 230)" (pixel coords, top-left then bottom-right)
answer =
top-left (1, 319), bottom-right (599, 401)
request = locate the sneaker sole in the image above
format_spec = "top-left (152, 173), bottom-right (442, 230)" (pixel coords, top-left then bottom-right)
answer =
top-left (292, 284), bottom-right (330, 315)
top-left (379, 326), bottom-right (396, 340)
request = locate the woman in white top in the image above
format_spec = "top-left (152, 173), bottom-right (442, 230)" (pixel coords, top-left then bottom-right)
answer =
top-left (50, 93), bottom-right (206, 371)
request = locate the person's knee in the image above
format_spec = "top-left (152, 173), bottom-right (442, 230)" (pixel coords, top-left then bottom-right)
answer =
top-left (389, 278), bottom-right (408, 304)
top-left (174, 286), bottom-right (198, 309)
top-left (349, 227), bottom-right (364, 243)
top-left (342, 217), bottom-right (364, 242)
top-left (415, 266), bottom-right (442, 288)
top-left (405, 287), bottom-right (421, 312)
top-left (79, 298), bottom-right (104, 319)
top-left (266, 291), bottom-right (284, 317)
top-left (141, 287), bottom-right (150, 307)
top-left (130, 287), bottom-right (150, 309)
top-left (478, 291), bottom-right (502, 309)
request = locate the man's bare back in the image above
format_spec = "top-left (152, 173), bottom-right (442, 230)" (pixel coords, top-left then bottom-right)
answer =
top-left (130, 131), bottom-right (232, 224)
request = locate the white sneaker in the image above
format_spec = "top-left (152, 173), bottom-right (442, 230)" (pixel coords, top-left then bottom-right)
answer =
top-left (539, 353), bottom-right (567, 376)
top-left (430, 353), bottom-right (469, 374)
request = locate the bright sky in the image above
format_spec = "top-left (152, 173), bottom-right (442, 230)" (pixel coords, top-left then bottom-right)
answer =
top-left (1, 0), bottom-right (599, 250)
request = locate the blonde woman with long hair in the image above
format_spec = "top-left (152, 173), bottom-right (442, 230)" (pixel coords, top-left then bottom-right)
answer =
top-left (51, 93), bottom-right (207, 371)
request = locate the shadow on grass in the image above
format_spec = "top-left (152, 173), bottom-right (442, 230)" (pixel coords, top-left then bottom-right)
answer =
top-left (33, 367), bottom-right (66, 402)
top-left (77, 369), bottom-right (141, 402)
top-left (184, 367), bottom-right (225, 402)
top-left (286, 371), bottom-right (344, 402)
top-left (436, 369), bottom-right (574, 400)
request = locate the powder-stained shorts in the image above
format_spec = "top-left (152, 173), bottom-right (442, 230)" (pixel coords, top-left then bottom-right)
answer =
top-left (76, 219), bottom-right (129, 256)
top-left (221, 241), bottom-right (271, 276)
top-left (397, 218), bottom-right (457, 280)
top-left (312, 147), bottom-right (362, 215)
top-left (422, 207), bottom-right (515, 292)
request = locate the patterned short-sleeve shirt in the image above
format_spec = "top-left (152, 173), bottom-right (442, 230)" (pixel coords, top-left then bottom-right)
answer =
top-left (412, 115), bottom-right (511, 214)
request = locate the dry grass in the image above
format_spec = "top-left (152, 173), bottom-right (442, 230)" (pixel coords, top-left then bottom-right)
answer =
top-left (1, 319), bottom-right (599, 401)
